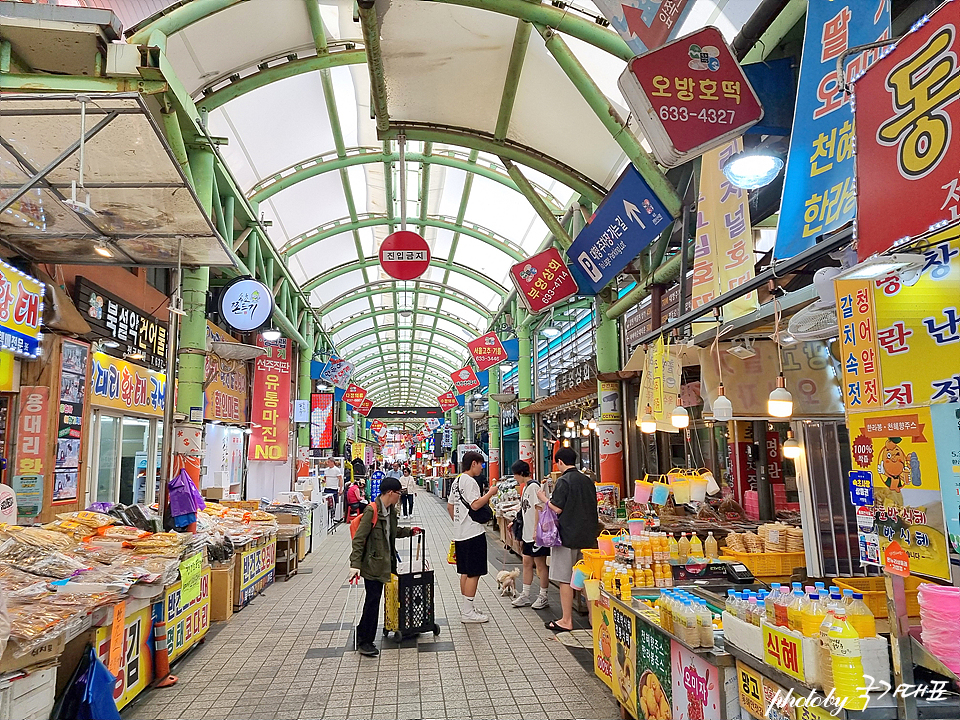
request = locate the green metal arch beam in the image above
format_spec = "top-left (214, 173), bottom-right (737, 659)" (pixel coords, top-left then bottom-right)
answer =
top-left (334, 325), bottom-right (472, 356)
top-left (358, 368), bottom-right (452, 393)
top-left (250, 148), bottom-right (563, 214)
top-left (350, 343), bottom-right (463, 371)
top-left (303, 256), bottom-right (508, 296)
top-left (284, 213), bottom-right (524, 262)
top-left (382, 124), bottom-right (606, 205)
top-left (364, 381), bottom-right (450, 403)
top-left (197, 49), bottom-right (367, 112)
top-left (328, 308), bottom-right (482, 338)
top-left (351, 351), bottom-right (461, 377)
top-left (319, 280), bottom-right (492, 320)
top-left (127, 0), bottom-right (629, 61)
top-left (362, 373), bottom-right (450, 395)
top-left (346, 338), bottom-right (465, 368)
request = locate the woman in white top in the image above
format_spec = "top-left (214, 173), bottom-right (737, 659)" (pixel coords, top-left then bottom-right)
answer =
top-left (400, 467), bottom-right (416, 516)
top-left (510, 460), bottom-right (550, 609)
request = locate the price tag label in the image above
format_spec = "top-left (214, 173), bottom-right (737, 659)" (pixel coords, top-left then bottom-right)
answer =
top-left (736, 660), bottom-right (765, 718)
top-left (108, 600), bottom-right (126, 678)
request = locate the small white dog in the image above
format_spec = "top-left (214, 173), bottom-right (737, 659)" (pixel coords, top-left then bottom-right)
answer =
top-left (496, 569), bottom-right (520, 597)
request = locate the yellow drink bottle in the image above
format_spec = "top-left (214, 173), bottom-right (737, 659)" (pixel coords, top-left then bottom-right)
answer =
top-left (678, 533), bottom-right (690, 564)
top-left (801, 593), bottom-right (826, 638)
top-left (847, 592), bottom-right (876, 638)
top-left (787, 590), bottom-right (807, 633)
top-left (668, 534), bottom-right (680, 563)
top-left (829, 610), bottom-right (866, 710)
top-left (704, 531), bottom-right (719, 560)
top-left (689, 533), bottom-right (704, 559)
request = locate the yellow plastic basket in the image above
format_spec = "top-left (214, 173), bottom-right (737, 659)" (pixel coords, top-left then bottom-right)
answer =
top-left (724, 549), bottom-right (807, 577)
top-left (833, 576), bottom-right (930, 618)
top-left (581, 548), bottom-right (614, 579)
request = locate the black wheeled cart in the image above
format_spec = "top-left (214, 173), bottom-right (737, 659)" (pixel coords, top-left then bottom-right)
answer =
top-left (383, 534), bottom-right (441, 642)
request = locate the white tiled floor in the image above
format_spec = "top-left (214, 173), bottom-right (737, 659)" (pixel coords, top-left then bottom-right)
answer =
top-left (122, 488), bottom-right (620, 720)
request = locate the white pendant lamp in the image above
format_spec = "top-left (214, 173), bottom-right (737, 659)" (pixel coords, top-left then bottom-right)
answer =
top-left (639, 404), bottom-right (657, 434)
top-left (670, 395), bottom-right (689, 429)
top-left (713, 386), bottom-right (734, 421)
top-left (782, 430), bottom-right (801, 459)
top-left (768, 284), bottom-right (793, 418)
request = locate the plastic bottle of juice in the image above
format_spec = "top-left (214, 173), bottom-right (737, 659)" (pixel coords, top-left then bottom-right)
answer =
top-left (847, 593), bottom-right (876, 638)
top-left (697, 601), bottom-right (714, 648)
top-left (788, 589), bottom-right (807, 632)
top-left (668, 534), bottom-right (680, 564)
top-left (818, 601), bottom-right (839, 692)
top-left (774, 586), bottom-right (792, 627)
top-left (657, 591), bottom-right (667, 626)
top-left (841, 588), bottom-right (854, 607)
top-left (689, 533), bottom-right (704, 560)
top-left (602, 562), bottom-right (615, 592)
top-left (643, 564), bottom-right (654, 588)
top-left (747, 595), bottom-right (761, 626)
top-left (678, 533), bottom-right (690, 564)
top-left (660, 534), bottom-right (670, 562)
top-left (681, 600), bottom-right (700, 647)
top-left (829, 609), bottom-right (867, 710)
top-left (726, 590), bottom-right (736, 616)
top-left (635, 565), bottom-right (645, 588)
top-left (766, 584), bottom-right (781, 624)
top-left (802, 593), bottom-right (825, 638)
top-left (757, 600), bottom-right (766, 628)
top-left (704, 531), bottom-right (719, 560)
top-left (738, 592), bottom-right (752, 622)
top-left (659, 592), bottom-right (671, 632)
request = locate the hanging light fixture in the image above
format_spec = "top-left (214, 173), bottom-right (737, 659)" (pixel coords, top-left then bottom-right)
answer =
top-left (767, 283), bottom-right (794, 418)
top-left (670, 394), bottom-right (689, 429)
top-left (711, 311), bottom-right (733, 421)
top-left (587, 420), bottom-right (597, 430)
top-left (540, 308), bottom-right (561, 338)
top-left (262, 328), bottom-right (282, 342)
top-left (94, 238), bottom-right (112, 257)
top-left (566, 420), bottom-right (575, 429)
top-left (563, 430), bottom-right (571, 438)
top-left (581, 427), bottom-right (590, 436)
top-left (639, 404), bottom-right (657, 434)
top-left (782, 430), bottom-right (801, 459)
top-left (721, 146), bottom-right (784, 190)
top-left (562, 439), bottom-right (570, 447)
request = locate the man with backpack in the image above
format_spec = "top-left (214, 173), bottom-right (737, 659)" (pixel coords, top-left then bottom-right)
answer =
top-left (349, 477), bottom-right (421, 657)
top-left (448, 451), bottom-right (498, 623)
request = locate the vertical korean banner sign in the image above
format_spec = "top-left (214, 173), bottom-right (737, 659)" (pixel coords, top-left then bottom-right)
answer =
top-left (249, 338), bottom-right (292, 461)
top-left (691, 138), bottom-right (758, 322)
top-left (774, 0), bottom-right (890, 259)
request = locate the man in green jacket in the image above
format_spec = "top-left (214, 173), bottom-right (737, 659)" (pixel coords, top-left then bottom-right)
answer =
top-left (349, 477), bottom-right (421, 656)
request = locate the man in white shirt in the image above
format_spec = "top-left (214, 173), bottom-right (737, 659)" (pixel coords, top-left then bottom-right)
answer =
top-left (324, 458), bottom-right (344, 492)
top-left (447, 451), bottom-right (497, 623)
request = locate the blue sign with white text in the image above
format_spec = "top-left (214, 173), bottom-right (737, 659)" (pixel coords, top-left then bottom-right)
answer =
top-left (773, 0), bottom-right (890, 259)
top-left (566, 165), bottom-right (671, 294)
top-left (849, 470), bottom-right (874, 507)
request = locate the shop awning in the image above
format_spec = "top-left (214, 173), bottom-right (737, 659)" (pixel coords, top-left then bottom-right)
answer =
top-left (519, 376), bottom-right (597, 415)
top-left (0, 93), bottom-right (235, 267)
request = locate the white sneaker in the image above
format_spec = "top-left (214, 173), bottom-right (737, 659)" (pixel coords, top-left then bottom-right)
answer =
top-left (531, 595), bottom-right (550, 610)
top-left (512, 593), bottom-right (532, 607)
top-left (460, 609), bottom-right (489, 623)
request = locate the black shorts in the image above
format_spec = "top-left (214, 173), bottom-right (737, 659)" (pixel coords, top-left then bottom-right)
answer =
top-left (454, 533), bottom-right (488, 577)
top-left (522, 541), bottom-right (550, 558)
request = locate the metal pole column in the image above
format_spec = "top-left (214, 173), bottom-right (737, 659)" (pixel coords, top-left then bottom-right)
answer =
top-left (517, 311), bottom-right (535, 469)
top-left (596, 302), bottom-right (624, 490)
top-left (298, 321), bottom-right (314, 449)
top-left (487, 365), bottom-right (501, 482)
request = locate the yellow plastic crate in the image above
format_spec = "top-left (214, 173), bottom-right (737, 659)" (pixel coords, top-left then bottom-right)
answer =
top-left (724, 549), bottom-right (807, 577)
top-left (384, 574), bottom-right (399, 632)
top-left (833, 576), bottom-right (929, 618)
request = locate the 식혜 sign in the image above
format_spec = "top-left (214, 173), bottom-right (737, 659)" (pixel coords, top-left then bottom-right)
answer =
top-left (854, 1), bottom-right (960, 260)
top-left (509, 248), bottom-right (580, 313)
top-left (619, 26), bottom-right (763, 167)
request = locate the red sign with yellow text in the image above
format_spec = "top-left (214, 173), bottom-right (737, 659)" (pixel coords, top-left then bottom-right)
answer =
top-left (355, 398), bottom-right (373, 417)
top-left (344, 383), bottom-right (367, 407)
top-left (451, 366), bottom-right (481, 394)
top-left (467, 332), bottom-right (507, 371)
top-left (437, 391), bottom-right (459, 411)
top-left (854, 1), bottom-right (960, 259)
top-left (248, 337), bottom-right (291, 461)
top-left (509, 248), bottom-right (579, 313)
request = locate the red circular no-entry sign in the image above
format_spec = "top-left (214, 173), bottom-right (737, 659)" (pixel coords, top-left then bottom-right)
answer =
top-left (379, 231), bottom-right (430, 280)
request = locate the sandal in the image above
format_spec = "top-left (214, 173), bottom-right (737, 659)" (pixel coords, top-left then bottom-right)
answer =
top-left (545, 620), bottom-right (573, 633)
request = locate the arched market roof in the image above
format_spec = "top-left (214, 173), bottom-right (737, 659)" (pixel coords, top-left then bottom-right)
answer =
top-left (110, 0), bottom-right (762, 406)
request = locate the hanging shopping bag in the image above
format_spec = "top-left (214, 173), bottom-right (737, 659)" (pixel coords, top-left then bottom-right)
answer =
top-left (447, 540), bottom-right (457, 565)
top-left (53, 645), bottom-right (122, 720)
top-left (597, 529), bottom-right (616, 555)
top-left (535, 504), bottom-right (562, 547)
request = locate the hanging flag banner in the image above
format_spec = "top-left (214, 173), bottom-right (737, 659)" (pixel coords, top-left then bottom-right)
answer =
top-left (355, 398), bottom-right (374, 417)
top-left (509, 247), bottom-right (580, 313)
top-left (690, 138), bottom-right (759, 321)
top-left (566, 165), bottom-right (671, 294)
top-left (619, 26), bottom-right (764, 167)
top-left (834, 234), bottom-right (960, 409)
top-left (319, 356), bottom-right (354, 389)
top-left (468, 332), bottom-right (508, 371)
top-left (593, 0), bottom-right (691, 57)
top-left (437, 391), bottom-right (459, 411)
top-left (774, 0), bottom-right (890, 259)
top-left (343, 383), bottom-right (367, 407)
top-left (854, 1), bottom-right (960, 259)
top-left (425, 418), bottom-right (441, 432)
top-left (249, 337), bottom-right (292, 461)
top-left (848, 406), bottom-right (950, 580)
top-left (309, 392), bottom-right (334, 450)
top-left (451, 366), bottom-right (481, 394)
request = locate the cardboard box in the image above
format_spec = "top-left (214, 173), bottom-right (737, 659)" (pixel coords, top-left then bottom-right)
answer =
top-left (274, 513), bottom-right (303, 526)
top-left (222, 500), bottom-right (259, 511)
top-left (0, 634), bottom-right (65, 674)
top-left (297, 534), bottom-right (306, 561)
top-left (210, 556), bottom-right (236, 622)
top-left (202, 487), bottom-right (225, 501)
